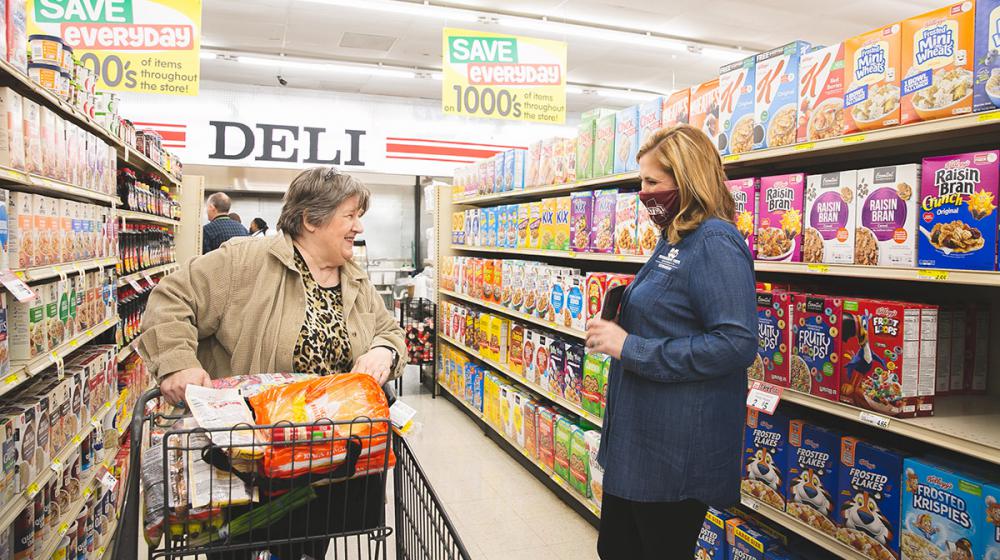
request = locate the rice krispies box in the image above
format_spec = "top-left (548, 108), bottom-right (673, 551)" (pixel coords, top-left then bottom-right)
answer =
top-left (718, 56), bottom-right (756, 156)
top-left (662, 89), bottom-right (690, 129)
top-left (591, 189), bottom-right (618, 254)
top-left (918, 151), bottom-right (999, 271)
top-left (798, 43), bottom-right (847, 143)
top-left (791, 294), bottom-right (843, 401)
top-left (902, 458), bottom-right (986, 560)
top-left (690, 78), bottom-right (720, 147)
top-left (742, 409), bottom-right (789, 511)
top-left (614, 106), bottom-right (639, 174)
top-left (750, 290), bottom-right (791, 387)
top-left (973, 0), bottom-right (1000, 114)
top-left (786, 421), bottom-right (840, 537)
top-left (756, 174), bottom-right (805, 262)
top-left (755, 41), bottom-right (811, 150)
top-left (985, 482), bottom-right (1000, 559)
top-left (900, 2), bottom-right (975, 125)
top-left (805, 171), bottom-right (858, 264)
top-left (845, 23), bottom-right (902, 133)
top-left (570, 191), bottom-right (593, 252)
top-left (856, 164), bottom-right (921, 267)
top-left (638, 97), bottom-right (663, 150)
top-left (727, 178), bottom-right (758, 256)
top-left (614, 192), bottom-right (639, 255)
top-left (838, 438), bottom-right (903, 560)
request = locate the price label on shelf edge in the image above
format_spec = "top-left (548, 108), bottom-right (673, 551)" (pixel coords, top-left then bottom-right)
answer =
top-left (842, 134), bottom-right (866, 144)
top-left (0, 270), bottom-right (38, 302)
top-left (859, 411), bottom-right (891, 429)
top-left (917, 269), bottom-right (949, 281)
top-left (747, 381), bottom-right (782, 415)
top-left (741, 495), bottom-right (760, 511)
top-left (807, 264), bottom-right (830, 274)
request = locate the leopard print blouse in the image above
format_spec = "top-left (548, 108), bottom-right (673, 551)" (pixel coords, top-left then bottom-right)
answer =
top-left (292, 248), bottom-right (354, 375)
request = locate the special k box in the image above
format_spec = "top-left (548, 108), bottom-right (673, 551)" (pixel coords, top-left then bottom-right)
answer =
top-left (756, 174), bottom-right (805, 262)
top-left (900, 2), bottom-right (975, 125)
top-left (845, 23), bottom-right (902, 133)
top-left (689, 78), bottom-right (720, 148)
top-left (755, 41), bottom-right (811, 149)
top-left (798, 43), bottom-right (846, 142)
top-left (718, 56), bottom-right (756, 156)
top-left (661, 89), bottom-right (690, 129)
top-left (726, 178), bottom-right (758, 256)
top-left (637, 97), bottom-right (663, 150)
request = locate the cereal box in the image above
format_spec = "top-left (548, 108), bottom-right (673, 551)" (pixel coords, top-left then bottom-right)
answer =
top-left (540, 198), bottom-right (557, 250)
top-left (786, 421), bottom-right (840, 537)
top-left (750, 290), bottom-right (792, 387)
top-left (564, 274), bottom-right (585, 332)
top-left (545, 337), bottom-right (566, 394)
top-left (727, 178), bottom-right (758, 256)
top-left (791, 294), bottom-right (843, 401)
top-left (569, 426), bottom-right (590, 496)
top-left (804, 171), bottom-right (858, 264)
top-left (521, 329), bottom-right (537, 383)
top-left (585, 273), bottom-right (608, 321)
top-left (493, 154), bottom-right (505, 193)
top-left (482, 157), bottom-right (494, 194)
top-left (614, 106), bottom-right (639, 174)
top-left (934, 308), bottom-right (953, 395)
top-left (554, 196), bottom-right (570, 251)
top-left (553, 417), bottom-right (572, 482)
top-left (798, 43), bottom-right (847, 142)
top-left (662, 89), bottom-right (690, 129)
top-left (534, 267), bottom-right (552, 321)
top-left (984, 481), bottom-right (1000, 559)
top-left (718, 56), bottom-right (756, 156)
top-left (552, 137), bottom-right (567, 185)
top-left (540, 139), bottom-right (556, 186)
top-left (570, 191), bottom-right (593, 253)
top-left (844, 23), bottom-right (902, 133)
top-left (838, 438), bottom-right (903, 560)
top-left (840, 298), bottom-right (922, 418)
top-left (537, 408), bottom-right (555, 472)
top-left (501, 150), bottom-right (515, 192)
top-left (21, 97), bottom-right (41, 175)
top-left (918, 151), bottom-right (999, 271)
top-left (689, 78), bottom-right (720, 147)
top-left (757, 174), bottom-right (805, 262)
top-left (856, 164), bottom-right (920, 267)
top-left (548, 271), bottom-right (565, 326)
top-left (614, 192), bottom-right (639, 255)
top-left (901, 458), bottom-right (986, 560)
top-left (8, 279), bottom-right (46, 359)
top-left (591, 189), bottom-right (618, 254)
top-left (755, 41), bottom-right (810, 150)
top-left (636, 202), bottom-right (658, 256)
top-left (742, 409), bottom-right (789, 511)
top-left (0, 88), bottom-right (24, 170)
top-left (949, 308), bottom-right (966, 392)
top-left (563, 137), bottom-right (577, 183)
top-left (901, 2), bottom-right (975, 125)
top-left (496, 207), bottom-right (508, 249)
top-left (697, 508), bottom-right (732, 560)
top-left (517, 204), bottom-right (529, 248)
top-left (528, 201), bottom-right (542, 249)
top-left (594, 113), bottom-right (616, 177)
top-left (577, 118), bottom-right (596, 181)
top-left (965, 306), bottom-right (990, 392)
top-left (506, 205), bottom-right (520, 249)
top-left (732, 525), bottom-right (782, 560)
top-left (973, 0), bottom-right (1000, 113)
top-left (526, 140), bottom-right (542, 187)
top-left (638, 97), bottom-right (663, 149)
top-left (535, 333), bottom-right (552, 388)
top-left (585, 431), bottom-right (603, 508)
top-left (563, 342), bottom-right (584, 405)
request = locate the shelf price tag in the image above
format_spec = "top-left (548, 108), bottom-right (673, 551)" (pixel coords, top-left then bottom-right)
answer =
top-left (26, 482), bottom-right (39, 497)
top-left (58, 522), bottom-right (69, 536)
top-left (141, 272), bottom-right (154, 284)
top-left (978, 111), bottom-right (1000, 122)
top-left (5, 373), bottom-right (19, 384)
top-left (842, 134), bottom-right (866, 144)
top-left (127, 278), bottom-right (143, 292)
top-left (723, 154), bottom-right (741, 163)
top-left (71, 435), bottom-right (82, 445)
top-left (50, 458), bottom-right (63, 473)
top-left (793, 142), bottom-right (816, 151)
top-left (741, 495), bottom-right (760, 512)
top-left (83, 486), bottom-right (93, 498)
top-left (917, 269), bottom-right (949, 281)
top-left (806, 264), bottom-right (830, 274)
top-left (0, 270), bottom-right (38, 303)
top-left (747, 381), bottom-right (782, 415)
top-left (859, 411), bottom-right (891, 429)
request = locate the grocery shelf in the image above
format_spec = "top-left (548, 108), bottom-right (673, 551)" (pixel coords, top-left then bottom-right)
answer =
top-left (454, 172), bottom-right (640, 205)
top-left (439, 289), bottom-right (586, 339)
top-left (0, 401), bottom-right (113, 531)
top-left (119, 144), bottom-right (183, 187)
top-left (13, 257), bottom-right (118, 283)
top-left (452, 244), bottom-right (646, 265)
top-left (0, 165), bottom-right (120, 205)
top-left (117, 344), bottom-right (136, 363)
top-left (118, 210), bottom-right (182, 227)
top-left (36, 458), bottom-right (114, 560)
top-left (117, 262), bottom-right (179, 288)
top-left (440, 335), bottom-right (602, 426)
top-left (739, 494), bottom-right (865, 560)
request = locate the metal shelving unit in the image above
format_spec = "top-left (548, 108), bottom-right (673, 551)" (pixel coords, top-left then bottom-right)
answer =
top-left (118, 209), bottom-right (182, 227)
top-left (116, 262), bottom-right (179, 289)
top-left (439, 289), bottom-right (585, 339)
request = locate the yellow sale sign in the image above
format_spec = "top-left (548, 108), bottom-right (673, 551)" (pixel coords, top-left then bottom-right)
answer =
top-left (442, 28), bottom-right (566, 124)
top-left (28, 0), bottom-right (202, 95)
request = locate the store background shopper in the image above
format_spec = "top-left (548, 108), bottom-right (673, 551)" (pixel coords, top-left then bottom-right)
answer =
top-left (202, 192), bottom-right (249, 253)
top-left (250, 217), bottom-right (269, 237)
top-left (585, 125), bottom-right (757, 559)
top-left (140, 167), bottom-right (405, 559)
top-left (229, 211), bottom-right (243, 224)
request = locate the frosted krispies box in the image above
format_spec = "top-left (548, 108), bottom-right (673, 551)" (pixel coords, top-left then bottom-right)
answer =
top-left (718, 55), bottom-right (756, 156)
top-left (786, 421), bottom-right (840, 537)
top-left (757, 174), bottom-right (805, 262)
top-left (805, 171), bottom-right (857, 264)
top-left (902, 458), bottom-right (986, 560)
top-left (798, 43), bottom-right (846, 142)
top-left (613, 106), bottom-right (639, 174)
top-left (726, 178), bottom-right (758, 256)
top-left (838, 438), bottom-right (903, 560)
top-left (918, 151), bottom-right (999, 271)
top-left (755, 41), bottom-right (810, 149)
top-left (973, 0), bottom-right (1000, 114)
top-left (742, 409), bottom-right (789, 511)
top-left (856, 164), bottom-right (921, 267)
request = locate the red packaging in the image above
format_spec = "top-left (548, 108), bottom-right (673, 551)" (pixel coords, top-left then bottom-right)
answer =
top-left (797, 43), bottom-right (846, 142)
top-left (537, 407), bottom-right (556, 472)
top-left (482, 260), bottom-right (495, 302)
top-left (790, 293), bottom-right (842, 401)
top-left (753, 290), bottom-right (792, 387)
top-left (585, 273), bottom-right (609, 320)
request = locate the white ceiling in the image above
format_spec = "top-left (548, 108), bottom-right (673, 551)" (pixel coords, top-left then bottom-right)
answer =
top-left (200, 0), bottom-right (945, 114)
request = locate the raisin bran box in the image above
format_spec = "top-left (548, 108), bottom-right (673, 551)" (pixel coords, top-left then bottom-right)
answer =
top-left (838, 438), bottom-right (903, 560)
top-left (755, 41), bottom-right (811, 150)
top-left (856, 164), bottom-right (921, 267)
top-left (638, 97), bottom-right (663, 150)
top-left (805, 171), bottom-right (858, 264)
top-left (918, 151), bottom-right (999, 271)
top-left (786, 421), bottom-right (840, 537)
top-left (662, 89), bottom-right (690, 129)
top-left (791, 294), bottom-right (843, 402)
top-left (690, 78), bottom-right (720, 148)
top-left (757, 174), bottom-right (805, 262)
top-left (973, 0), bottom-right (1000, 114)
top-left (570, 191), bottom-right (593, 253)
top-left (844, 23), bottom-right (903, 133)
top-left (696, 507), bottom-right (732, 560)
top-left (614, 106), bottom-right (639, 174)
top-left (798, 43), bottom-right (847, 143)
top-left (984, 481), bottom-right (1000, 559)
top-left (727, 178), bottom-right (758, 256)
top-left (749, 289), bottom-right (791, 387)
top-left (742, 409), bottom-right (789, 511)
top-left (718, 55), bottom-right (756, 156)
top-left (590, 189), bottom-right (618, 254)
top-left (902, 458), bottom-right (986, 560)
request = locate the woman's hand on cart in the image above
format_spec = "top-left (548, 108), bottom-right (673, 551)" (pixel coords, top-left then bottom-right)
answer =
top-left (353, 347), bottom-right (395, 385)
top-left (160, 367), bottom-right (212, 405)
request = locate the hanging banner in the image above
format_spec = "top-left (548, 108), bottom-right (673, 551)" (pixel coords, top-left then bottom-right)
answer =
top-left (442, 28), bottom-right (566, 124)
top-left (28, 0), bottom-right (202, 95)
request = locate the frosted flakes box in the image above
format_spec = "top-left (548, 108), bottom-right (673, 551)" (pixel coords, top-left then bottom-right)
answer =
top-left (636, 202), bottom-right (658, 256)
top-left (901, 2), bottom-right (975, 125)
top-left (757, 174), bottom-right (805, 262)
top-left (638, 97), bottom-right (663, 149)
top-left (613, 106), bottom-right (639, 174)
top-left (786, 421), bottom-right (840, 537)
top-left (845, 23), bottom-right (902, 133)
top-left (838, 438), bottom-right (903, 560)
top-left (718, 56), bottom-right (756, 155)
top-left (591, 189), bottom-right (618, 254)
top-left (805, 171), bottom-right (858, 264)
top-left (662, 89), bottom-right (690, 129)
top-left (798, 43), bottom-right (847, 142)
top-left (727, 178), bottom-right (758, 256)
top-left (856, 164), bottom-right (920, 267)
top-left (750, 290), bottom-right (791, 387)
top-left (570, 191), bottom-right (593, 252)
top-left (973, 0), bottom-right (1000, 113)
top-left (791, 294), bottom-right (843, 402)
top-left (918, 151), bottom-right (999, 270)
top-left (901, 458), bottom-right (986, 560)
top-left (742, 408), bottom-right (789, 511)
top-left (594, 113), bottom-right (616, 177)
top-left (755, 41), bottom-right (810, 149)
top-left (577, 118), bottom-right (596, 181)
top-left (690, 78), bottom-right (720, 148)
top-left (614, 192), bottom-right (639, 255)
top-left (696, 508), bottom-right (732, 560)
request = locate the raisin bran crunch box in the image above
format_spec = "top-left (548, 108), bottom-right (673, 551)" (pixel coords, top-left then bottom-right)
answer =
top-left (838, 438), bottom-right (903, 560)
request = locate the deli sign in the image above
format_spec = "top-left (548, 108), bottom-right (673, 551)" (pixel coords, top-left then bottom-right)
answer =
top-left (208, 122), bottom-right (367, 166)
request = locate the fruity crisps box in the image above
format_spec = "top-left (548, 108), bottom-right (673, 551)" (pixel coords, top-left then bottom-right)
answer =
top-left (790, 293), bottom-right (843, 402)
top-left (757, 174), bottom-right (805, 262)
top-left (750, 290), bottom-right (792, 387)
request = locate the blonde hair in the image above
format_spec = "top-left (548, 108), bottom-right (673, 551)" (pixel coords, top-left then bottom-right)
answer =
top-left (636, 125), bottom-right (734, 244)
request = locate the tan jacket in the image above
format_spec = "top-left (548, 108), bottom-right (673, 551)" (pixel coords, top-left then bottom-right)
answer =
top-left (138, 233), bottom-right (405, 381)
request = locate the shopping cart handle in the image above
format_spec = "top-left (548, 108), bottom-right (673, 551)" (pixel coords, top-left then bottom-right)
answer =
top-left (383, 383), bottom-right (397, 407)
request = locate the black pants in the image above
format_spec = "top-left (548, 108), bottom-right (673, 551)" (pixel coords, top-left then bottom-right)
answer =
top-left (597, 493), bottom-right (708, 560)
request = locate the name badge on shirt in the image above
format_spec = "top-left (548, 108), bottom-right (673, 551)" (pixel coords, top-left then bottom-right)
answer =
top-left (655, 248), bottom-right (682, 272)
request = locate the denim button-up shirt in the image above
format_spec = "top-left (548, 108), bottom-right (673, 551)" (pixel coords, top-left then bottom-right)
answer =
top-left (596, 218), bottom-right (757, 506)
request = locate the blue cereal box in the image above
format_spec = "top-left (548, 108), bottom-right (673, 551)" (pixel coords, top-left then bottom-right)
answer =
top-left (742, 409), bottom-right (789, 511)
top-left (786, 421), bottom-right (840, 538)
top-left (755, 41), bottom-right (811, 149)
top-left (838, 438), bottom-right (903, 560)
top-left (502, 149), bottom-right (515, 192)
top-left (697, 507), bottom-right (732, 560)
top-left (919, 151), bottom-right (999, 271)
top-left (613, 105), bottom-right (639, 174)
top-left (505, 205), bottom-right (519, 248)
top-left (974, 0), bottom-right (1000, 113)
top-left (638, 97), bottom-right (663, 150)
top-left (719, 55), bottom-right (756, 156)
top-left (902, 458), bottom-right (985, 560)
top-left (497, 207), bottom-right (508, 248)
top-left (731, 525), bottom-right (781, 560)
top-left (494, 153), bottom-right (506, 193)
top-left (487, 207), bottom-right (499, 247)
top-left (984, 481), bottom-right (1000, 559)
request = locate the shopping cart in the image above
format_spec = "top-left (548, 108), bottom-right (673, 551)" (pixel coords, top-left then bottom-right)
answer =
top-left (113, 387), bottom-right (471, 560)
top-left (398, 297), bottom-right (437, 395)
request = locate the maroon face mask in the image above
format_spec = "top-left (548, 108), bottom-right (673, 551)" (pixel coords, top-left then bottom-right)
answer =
top-left (639, 189), bottom-right (681, 229)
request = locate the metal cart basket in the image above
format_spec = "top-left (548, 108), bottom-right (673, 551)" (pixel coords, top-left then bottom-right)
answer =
top-left (113, 388), bottom-right (470, 560)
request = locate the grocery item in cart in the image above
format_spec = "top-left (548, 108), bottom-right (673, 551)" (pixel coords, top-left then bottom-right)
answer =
top-left (845, 23), bottom-right (902, 133)
top-left (901, 458), bottom-right (985, 560)
top-left (856, 164), bottom-right (920, 267)
top-left (755, 41), bottom-right (810, 149)
top-left (790, 293), bottom-right (843, 401)
top-left (614, 106), bottom-right (639, 174)
top-left (805, 171), bottom-right (857, 264)
top-left (900, 2), bottom-right (975, 125)
top-left (752, 289), bottom-right (791, 387)
top-left (974, 0), bottom-right (1000, 113)
top-left (662, 89), bottom-right (690, 129)
top-left (689, 78), bottom-right (720, 147)
top-left (798, 43), bottom-right (846, 142)
top-left (918, 151), bottom-right (999, 270)
top-left (718, 55), bottom-right (756, 156)
top-left (742, 409), bottom-right (788, 511)
top-left (211, 373), bottom-right (317, 398)
top-left (785, 421), bottom-right (840, 537)
top-left (756, 174), bottom-right (805, 262)
top-left (726, 178), bottom-right (758, 256)
top-left (838, 438), bottom-right (903, 560)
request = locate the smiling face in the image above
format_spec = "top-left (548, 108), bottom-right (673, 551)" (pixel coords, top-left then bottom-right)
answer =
top-left (303, 195), bottom-right (365, 266)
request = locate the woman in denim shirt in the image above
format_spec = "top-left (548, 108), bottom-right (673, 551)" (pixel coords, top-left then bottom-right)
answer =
top-left (586, 125), bottom-right (757, 558)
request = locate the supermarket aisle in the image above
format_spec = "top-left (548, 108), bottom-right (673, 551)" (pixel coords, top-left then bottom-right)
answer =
top-left (397, 374), bottom-right (599, 560)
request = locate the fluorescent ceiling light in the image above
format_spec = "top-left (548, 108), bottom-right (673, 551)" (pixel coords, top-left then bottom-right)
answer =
top-left (511, 18), bottom-right (687, 53)
top-left (298, 0), bottom-right (480, 22)
top-left (199, 52), bottom-right (218, 60)
top-left (238, 55), bottom-right (416, 79)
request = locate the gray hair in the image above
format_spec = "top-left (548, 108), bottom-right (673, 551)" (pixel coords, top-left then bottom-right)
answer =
top-left (277, 167), bottom-right (370, 237)
top-left (207, 192), bottom-right (232, 213)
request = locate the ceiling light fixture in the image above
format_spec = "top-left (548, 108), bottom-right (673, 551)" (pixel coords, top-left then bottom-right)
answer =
top-left (298, 0), bottom-right (480, 22)
top-left (237, 55), bottom-right (417, 79)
